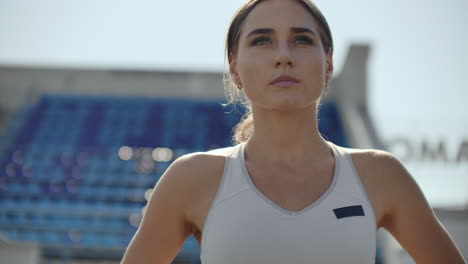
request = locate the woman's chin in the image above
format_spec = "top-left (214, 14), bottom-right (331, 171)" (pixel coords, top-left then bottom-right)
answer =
top-left (265, 100), bottom-right (316, 112)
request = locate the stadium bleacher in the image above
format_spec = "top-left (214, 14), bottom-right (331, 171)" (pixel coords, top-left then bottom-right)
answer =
top-left (0, 93), bottom-right (347, 262)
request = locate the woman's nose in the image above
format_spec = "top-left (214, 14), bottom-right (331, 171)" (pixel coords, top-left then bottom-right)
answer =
top-left (275, 43), bottom-right (294, 67)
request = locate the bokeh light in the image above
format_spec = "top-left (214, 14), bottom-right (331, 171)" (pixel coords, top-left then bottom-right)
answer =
top-left (144, 188), bottom-right (153, 201)
top-left (129, 213), bottom-right (142, 228)
top-left (118, 146), bottom-right (133, 161)
top-left (152, 148), bottom-right (173, 162)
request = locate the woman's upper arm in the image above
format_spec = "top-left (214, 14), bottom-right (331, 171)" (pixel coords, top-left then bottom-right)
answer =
top-left (379, 152), bottom-right (466, 264)
top-left (121, 154), bottom-right (199, 264)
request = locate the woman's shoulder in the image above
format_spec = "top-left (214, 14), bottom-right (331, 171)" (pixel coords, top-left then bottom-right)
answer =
top-left (161, 147), bottom-right (234, 231)
top-left (335, 145), bottom-right (408, 184)
top-left (173, 145), bottom-right (235, 170)
top-left (336, 145), bottom-right (404, 172)
top-left (162, 146), bottom-right (235, 190)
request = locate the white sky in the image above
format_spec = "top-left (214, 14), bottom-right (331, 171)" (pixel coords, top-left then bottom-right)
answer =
top-left (0, 0), bottom-right (467, 207)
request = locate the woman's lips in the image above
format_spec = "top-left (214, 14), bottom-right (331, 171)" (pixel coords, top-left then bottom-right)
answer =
top-left (270, 75), bottom-right (300, 87)
top-left (271, 80), bottom-right (299, 87)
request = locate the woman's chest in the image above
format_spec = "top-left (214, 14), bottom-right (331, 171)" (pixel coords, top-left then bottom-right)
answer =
top-left (200, 190), bottom-right (377, 264)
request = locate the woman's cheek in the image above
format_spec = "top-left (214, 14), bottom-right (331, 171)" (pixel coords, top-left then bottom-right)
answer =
top-left (239, 60), bottom-right (263, 88)
top-left (241, 70), bottom-right (262, 99)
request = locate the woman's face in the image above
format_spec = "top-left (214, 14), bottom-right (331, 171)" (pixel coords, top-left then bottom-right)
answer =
top-left (230, 0), bottom-right (333, 112)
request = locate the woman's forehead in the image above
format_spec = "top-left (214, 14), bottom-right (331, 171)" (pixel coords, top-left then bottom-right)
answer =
top-left (240, 0), bottom-right (319, 38)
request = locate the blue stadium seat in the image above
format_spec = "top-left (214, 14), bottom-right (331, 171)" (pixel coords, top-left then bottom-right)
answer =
top-left (41, 231), bottom-right (61, 245)
top-left (0, 94), bottom-right (348, 261)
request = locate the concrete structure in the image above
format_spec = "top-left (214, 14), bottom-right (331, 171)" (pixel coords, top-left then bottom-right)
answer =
top-left (0, 234), bottom-right (41, 264)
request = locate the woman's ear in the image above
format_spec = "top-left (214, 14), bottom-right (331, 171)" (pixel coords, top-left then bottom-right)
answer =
top-left (229, 53), bottom-right (242, 87)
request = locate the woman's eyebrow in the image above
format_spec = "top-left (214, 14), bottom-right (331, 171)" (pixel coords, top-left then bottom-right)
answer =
top-left (246, 27), bottom-right (317, 38)
top-left (291, 27), bottom-right (317, 36)
top-left (246, 28), bottom-right (274, 38)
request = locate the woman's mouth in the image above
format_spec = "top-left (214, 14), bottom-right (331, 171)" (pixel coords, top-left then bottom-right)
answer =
top-left (270, 75), bottom-right (300, 87)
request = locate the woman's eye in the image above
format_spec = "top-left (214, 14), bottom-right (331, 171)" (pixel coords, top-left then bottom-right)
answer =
top-left (295, 36), bottom-right (313, 45)
top-left (251, 37), bottom-right (271, 46)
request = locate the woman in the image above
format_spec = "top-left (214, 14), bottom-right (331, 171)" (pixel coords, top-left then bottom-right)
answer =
top-left (121, 0), bottom-right (466, 263)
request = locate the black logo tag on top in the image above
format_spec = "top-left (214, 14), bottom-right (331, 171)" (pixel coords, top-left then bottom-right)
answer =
top-left (333, 205), bottom-right (365, 219)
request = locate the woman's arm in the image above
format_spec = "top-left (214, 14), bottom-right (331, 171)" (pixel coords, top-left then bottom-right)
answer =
top-left (121, 155), bottom-right (197, 264)
top-left (378, 152), bottom-right (466, 263)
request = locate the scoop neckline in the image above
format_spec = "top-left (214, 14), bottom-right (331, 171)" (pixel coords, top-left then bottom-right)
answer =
top-left (239, 141), bottom-right (340, 216)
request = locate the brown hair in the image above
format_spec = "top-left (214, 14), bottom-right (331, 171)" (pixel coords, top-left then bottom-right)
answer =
top-left (224, 0), bottom-right (334, 144)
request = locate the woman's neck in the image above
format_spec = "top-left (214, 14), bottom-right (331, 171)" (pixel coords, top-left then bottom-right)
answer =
top-left (246, 105), bottom-right (330, 163)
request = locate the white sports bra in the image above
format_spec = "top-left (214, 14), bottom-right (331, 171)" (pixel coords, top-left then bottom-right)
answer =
top-left (201, 141), bottom-right (377, 263)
